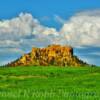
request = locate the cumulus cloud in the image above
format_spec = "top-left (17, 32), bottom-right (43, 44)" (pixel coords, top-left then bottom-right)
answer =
top-left (1, 10), bottom-right (100, 50)
top-left (60, 10), bottom-right (100, 47)
top-left (0, 13), bottom-right (58, 49)
top-left (0, 13), bottom-right (38, 40)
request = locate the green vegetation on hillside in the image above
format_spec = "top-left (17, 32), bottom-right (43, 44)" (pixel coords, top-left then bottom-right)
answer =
top-left (0, 66), bottom-right (100, 100)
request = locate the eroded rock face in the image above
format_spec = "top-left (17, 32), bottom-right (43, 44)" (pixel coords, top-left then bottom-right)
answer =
top-left (7, 45), bottom-right (87, 67)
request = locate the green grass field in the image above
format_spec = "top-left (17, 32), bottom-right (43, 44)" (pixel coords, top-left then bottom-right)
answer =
top-left (0, 66), bottom-right (100, 100)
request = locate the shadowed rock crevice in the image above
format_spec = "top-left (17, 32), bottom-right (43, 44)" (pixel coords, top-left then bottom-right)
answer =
top-left (7, 45), bottom-right (88, 67)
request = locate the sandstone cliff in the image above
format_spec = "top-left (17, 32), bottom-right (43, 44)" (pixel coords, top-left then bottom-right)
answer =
top-left (7, 45), bottom-right (88, 67)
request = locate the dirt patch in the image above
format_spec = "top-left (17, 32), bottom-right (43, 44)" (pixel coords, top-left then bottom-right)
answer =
top-left (9, 75), bottom-right (47, 80)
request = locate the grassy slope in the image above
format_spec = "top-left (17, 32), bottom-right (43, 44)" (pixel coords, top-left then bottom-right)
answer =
top-left (0, 66), bottom-right (100, 100)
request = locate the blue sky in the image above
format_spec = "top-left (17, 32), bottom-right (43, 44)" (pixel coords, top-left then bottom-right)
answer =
top-left (0, 0), bottom-right (100, 66)
top-left (0, 0), bottom-right (100, 29)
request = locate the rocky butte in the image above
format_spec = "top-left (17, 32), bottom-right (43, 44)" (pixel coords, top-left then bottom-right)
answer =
top-left (7, 45), bottom-right (88, 67)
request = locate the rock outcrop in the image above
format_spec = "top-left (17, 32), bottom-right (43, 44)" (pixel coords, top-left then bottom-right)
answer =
top-left (7, 45), bottom-right (88, 67)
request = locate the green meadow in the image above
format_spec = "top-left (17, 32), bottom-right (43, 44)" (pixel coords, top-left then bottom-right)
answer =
top-left (0, 66), bottom-right (100, 100)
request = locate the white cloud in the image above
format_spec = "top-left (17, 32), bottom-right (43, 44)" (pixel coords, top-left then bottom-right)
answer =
top-left (0, 13), bottom-right (38, 41)
top-left (0, 13), bottom-right (58, 49)
top-left (0, 10), bottom-right (100, 49)
top-left (1, 10), bottom-right (100, 49)
top-left (60, 10), bottom-right (100, 47)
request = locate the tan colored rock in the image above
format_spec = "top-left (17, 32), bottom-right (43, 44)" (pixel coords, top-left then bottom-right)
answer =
top-left (7, 45), bottom-right (88, 67)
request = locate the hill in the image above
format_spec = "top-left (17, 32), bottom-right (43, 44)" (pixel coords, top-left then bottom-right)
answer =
top-left (0, 66), bottom-right (99, 99)
top-left (7, 45), bottom-right (88, 67)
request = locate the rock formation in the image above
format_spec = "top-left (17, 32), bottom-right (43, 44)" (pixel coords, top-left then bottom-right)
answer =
top-left (7, 45), bottom-right (88, 67)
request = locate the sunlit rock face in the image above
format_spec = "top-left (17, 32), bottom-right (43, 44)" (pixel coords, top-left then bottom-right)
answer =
top-left (7, 45), bottom-right (88, 67)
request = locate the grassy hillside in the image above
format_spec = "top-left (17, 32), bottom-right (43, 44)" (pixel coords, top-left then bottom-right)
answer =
top-left (0, 66), bottom-right (100, 100)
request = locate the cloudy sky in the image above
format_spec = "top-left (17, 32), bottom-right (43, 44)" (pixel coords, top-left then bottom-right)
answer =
top-left (0, 0), bottom-right (100, 66)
